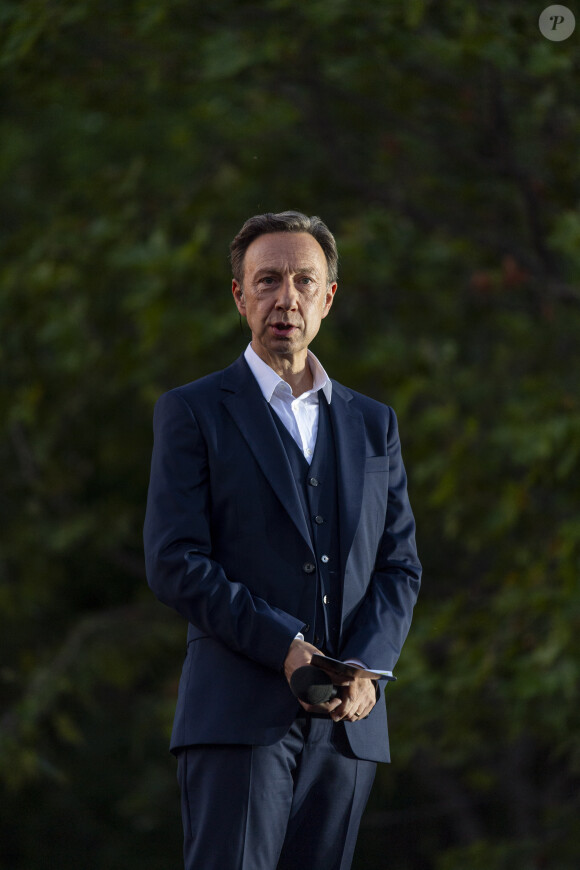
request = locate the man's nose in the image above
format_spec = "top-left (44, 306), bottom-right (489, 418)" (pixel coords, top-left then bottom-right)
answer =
top-left (275, 276), bottom-right (298, 309)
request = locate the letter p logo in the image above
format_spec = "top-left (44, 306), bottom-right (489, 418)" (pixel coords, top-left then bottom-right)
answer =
top-left (539, 5), bottom-right (576, 40)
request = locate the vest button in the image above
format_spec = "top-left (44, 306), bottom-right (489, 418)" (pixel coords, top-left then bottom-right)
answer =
top-left (302, 562), bottom-right (316, 574)
top-left (308, 477), bottom-right (319, 487)
top-left (323, 595), bottom-right (330, 605)
top-left (314, 635), bottom-right (322, 646)
top-left (321, 554), bottom-right (330, 563)
top-left (314, 515), bottom-right (324, 524)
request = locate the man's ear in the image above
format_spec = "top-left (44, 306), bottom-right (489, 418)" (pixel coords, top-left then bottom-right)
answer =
top-left (232, 279), bottom-right (246, 315)
top-left (322, 281), bottom-right (338, 319)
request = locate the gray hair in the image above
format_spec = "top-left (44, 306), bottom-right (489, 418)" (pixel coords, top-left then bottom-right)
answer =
top-left (230, 210), bottom-right (338, 286)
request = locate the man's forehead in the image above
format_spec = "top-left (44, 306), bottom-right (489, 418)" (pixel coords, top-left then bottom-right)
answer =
top-left (245, 232), bottom-right (326, 272)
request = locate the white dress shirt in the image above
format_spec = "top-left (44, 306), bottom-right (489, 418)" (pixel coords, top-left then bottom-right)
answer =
top-left (244, 344), bottom-right (366, 667)
top-left (244, 343), bottom-right (332, 465)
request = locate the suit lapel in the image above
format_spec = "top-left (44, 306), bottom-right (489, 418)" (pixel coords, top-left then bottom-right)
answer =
top-left (221, 357), bottom-right (313, 549)
top-left (328, 382), bottom-right (367, 572)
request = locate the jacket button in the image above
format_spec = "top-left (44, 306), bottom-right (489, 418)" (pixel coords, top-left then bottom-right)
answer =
top-left (302, 562), bottom-right (316, 574)
top-left (314, 635), bottom-right (322, 646)
top-left (323, 595), bottom-right (330, 605)
top-left (308, 477), bottom-right (319, 487)
top-left (302, 624), bottom-right (310, 633)
top-left (321, 554), bottom-right (329, 563)
top-left (314, 515), bottom-right (324, 524)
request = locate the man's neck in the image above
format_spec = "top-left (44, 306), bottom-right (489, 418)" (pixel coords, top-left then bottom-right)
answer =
top-left (251, 343), bottom-right (313, 398)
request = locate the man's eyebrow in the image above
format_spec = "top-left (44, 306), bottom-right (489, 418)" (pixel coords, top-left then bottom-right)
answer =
top-left (254, 265), bottom-right (321, 277)
top-left (295, 266), bottom-right (320, 275)
top-left (254, 267), bottom-right (281, 278)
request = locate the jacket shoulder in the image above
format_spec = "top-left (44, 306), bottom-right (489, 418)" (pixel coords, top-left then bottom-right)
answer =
top-left (332, 379), bottom-right (394, 422)
top-left (156, 355), bottom-right (248, 411)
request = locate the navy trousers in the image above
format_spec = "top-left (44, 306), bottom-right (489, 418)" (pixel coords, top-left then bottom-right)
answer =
top-left (176, 716), bottom-right (377, 870)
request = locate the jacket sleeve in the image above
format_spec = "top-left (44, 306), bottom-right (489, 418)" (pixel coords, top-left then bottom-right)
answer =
top-left (339, 407), bottom-right (421, 672)
top-left (143, 390), bottom-right (304, 672)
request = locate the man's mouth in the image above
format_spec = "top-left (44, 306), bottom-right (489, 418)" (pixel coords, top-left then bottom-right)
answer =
top-left (270, 322), bottom-right (297, 336)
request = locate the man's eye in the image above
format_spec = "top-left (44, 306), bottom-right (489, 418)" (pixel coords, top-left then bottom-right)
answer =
top-left (299, 277), bottom-right (313, 285)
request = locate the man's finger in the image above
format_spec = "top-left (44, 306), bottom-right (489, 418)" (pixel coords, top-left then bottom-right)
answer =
top-left (300, 696), bottom-right (342, 715)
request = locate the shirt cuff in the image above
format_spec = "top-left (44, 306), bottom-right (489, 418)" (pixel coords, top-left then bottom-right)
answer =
top-left (343, 658), bottom-right (369, 670)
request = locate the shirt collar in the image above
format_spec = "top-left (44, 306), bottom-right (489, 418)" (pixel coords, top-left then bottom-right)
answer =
top-left (244, 343), bottom-right (332, 404)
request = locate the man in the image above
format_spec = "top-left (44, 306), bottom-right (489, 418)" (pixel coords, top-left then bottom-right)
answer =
top-left (144, 210), bottom-right (421, 870)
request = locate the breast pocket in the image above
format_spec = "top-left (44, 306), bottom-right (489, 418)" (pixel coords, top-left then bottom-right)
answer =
top-left (365, 456), bottom-right (390, 473)
top-left (363, 456), bottom-right (390, 542)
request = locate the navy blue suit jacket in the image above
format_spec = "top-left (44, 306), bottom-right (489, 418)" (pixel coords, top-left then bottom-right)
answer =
top-left (144, 354), bottom-right (421, 763)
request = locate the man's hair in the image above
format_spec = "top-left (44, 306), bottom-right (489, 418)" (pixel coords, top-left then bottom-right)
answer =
top-left (230, 210), bottom-right (338, 286)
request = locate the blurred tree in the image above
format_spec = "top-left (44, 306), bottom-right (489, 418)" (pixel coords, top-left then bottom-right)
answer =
top-left (1, 1), bottom-right (579, 868)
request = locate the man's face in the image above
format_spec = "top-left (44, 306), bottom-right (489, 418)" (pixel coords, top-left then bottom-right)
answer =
top-left (232, 232), bottom-right (337, 365)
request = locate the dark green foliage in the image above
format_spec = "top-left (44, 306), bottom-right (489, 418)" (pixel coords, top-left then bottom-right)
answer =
top-left (1, 2), bottom-right (579, 867)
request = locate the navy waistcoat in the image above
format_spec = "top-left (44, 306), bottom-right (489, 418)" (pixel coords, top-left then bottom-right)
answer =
top-left (269, 393), bottom-right (342, 655)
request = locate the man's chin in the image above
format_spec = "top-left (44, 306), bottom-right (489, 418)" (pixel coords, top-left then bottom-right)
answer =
top-left (253, 337), bottom-right (305, 361)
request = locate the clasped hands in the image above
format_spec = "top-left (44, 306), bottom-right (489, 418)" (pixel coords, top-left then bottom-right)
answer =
top-left (283, 639), bottom-right (377, 722)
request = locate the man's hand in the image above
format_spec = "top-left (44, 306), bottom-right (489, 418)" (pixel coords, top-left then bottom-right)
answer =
top-left (330, 676), bottom-right (377, 723)
top-left (283, 639), bottom-right (344, 716)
